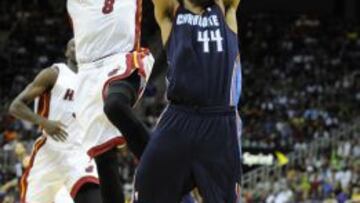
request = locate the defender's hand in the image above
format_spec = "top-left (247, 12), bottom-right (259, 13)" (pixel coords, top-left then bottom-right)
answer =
top-left (41, 120), bottom-right (68, 142)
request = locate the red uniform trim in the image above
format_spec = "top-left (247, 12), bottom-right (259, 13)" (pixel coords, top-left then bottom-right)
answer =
top-left (101, 58), bottom-right (134, 100)
top-left (134, 0), bottom-right (142, 51)
top-left (87, 136), bottom-right (126, 158)
top-left (37, 92), bottom-right (51, 119)
top-left (70, 176), bottom-right (100, 198)
top-left (101, 50), bottom-right (149, 100)
top-left (20, 138), bottom-right (47, 203)
top-left (135, 52), bottom-right (145, 78)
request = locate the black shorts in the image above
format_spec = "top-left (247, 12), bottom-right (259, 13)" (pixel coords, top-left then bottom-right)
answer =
top-left (134, 104), bottom-right (241, 203)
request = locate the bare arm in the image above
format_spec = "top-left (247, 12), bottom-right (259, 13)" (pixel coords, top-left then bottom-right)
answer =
top-left (152, 0), bottom-right (178, 45)
top-left (219, 0), bottom-right (241, 33)
top-left (0, 179), bottom-right (18, 193)
top-left (9, 67), bottom-right (68, 141)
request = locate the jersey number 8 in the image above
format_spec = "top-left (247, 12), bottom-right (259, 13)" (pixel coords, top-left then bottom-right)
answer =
top-left (102, 0), bottom-right (115, 14)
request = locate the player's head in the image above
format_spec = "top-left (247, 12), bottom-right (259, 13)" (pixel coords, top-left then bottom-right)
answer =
top-left (65, 38), bottom-right (76, 64)
top-left (183, 0), bottom-right (215, 8)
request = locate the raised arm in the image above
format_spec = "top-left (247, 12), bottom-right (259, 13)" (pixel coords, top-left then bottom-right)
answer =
top-left (9, 67), bottom-right (68, 141)
top-left (152, 0), bottom-right (178, 45)
top-left (219, 0), bottom-right (241, 33)
top-left (223, 0), bottom-right (241, 9)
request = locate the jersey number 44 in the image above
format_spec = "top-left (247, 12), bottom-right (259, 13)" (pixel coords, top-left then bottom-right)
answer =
top-left (197, 29), bottom-right (224, 53)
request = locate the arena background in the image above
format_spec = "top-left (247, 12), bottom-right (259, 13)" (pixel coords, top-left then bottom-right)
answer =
top-left (0, 0), bottom-right (359, 202)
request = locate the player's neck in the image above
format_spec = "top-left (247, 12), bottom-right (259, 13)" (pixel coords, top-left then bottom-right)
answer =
top-left (67, 60), bottom-right (78, 73)
top-left (183, 0), bottom-right (206, 15)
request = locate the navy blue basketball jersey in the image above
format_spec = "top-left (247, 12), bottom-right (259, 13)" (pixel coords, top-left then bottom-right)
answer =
top-left (166, 4), bottom-right (242, 107)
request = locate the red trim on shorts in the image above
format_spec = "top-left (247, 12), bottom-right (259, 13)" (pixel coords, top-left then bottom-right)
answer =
top-left (20, 138), bottom-right (47, 203)
top-left (70, 176), bottom-right (100, 198)
top-left (101, 50), bottom-right (149, 100)
top-left (101, 56), bottom-right (134, 100)
top-left (135, 53), bottom-right (145, 78)
top-left (87, 136), bottom-right (126, 158)
top-left (134, 0), bottom-right (142, 51)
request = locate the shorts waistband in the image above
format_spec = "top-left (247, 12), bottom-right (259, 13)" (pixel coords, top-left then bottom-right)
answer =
top-left (78, 49), bottom-right (151, 70)
top-left (78, 52), bottom-right (127, 70)
top-left (169, 103), bottom-right (236, 115)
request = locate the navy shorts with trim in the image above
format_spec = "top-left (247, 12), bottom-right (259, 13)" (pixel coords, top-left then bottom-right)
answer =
top-left (134, 104), bottom-right (241, 203)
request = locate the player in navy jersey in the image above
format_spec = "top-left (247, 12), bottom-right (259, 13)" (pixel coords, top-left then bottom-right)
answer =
top-left (133, 0), bottom-right (242, 202)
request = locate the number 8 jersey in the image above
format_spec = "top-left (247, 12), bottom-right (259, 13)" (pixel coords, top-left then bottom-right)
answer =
top-left (67, 0), bottom-right (142, 64)
top-left (166, 4), bottom-right (242, 107)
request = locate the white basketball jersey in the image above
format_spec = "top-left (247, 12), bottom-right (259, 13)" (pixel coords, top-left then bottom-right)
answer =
top-left (67, 0), bottom-right (141, 64)
top-left (54, 187), bottom-right (74, 203)
top-left (35, 63), bottom-right (82, 149)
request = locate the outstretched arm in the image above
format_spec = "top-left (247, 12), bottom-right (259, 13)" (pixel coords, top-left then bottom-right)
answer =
top-left (223, 0), bottom-right (241, 9)
top-left (9, 67), bottom-right (68, 141)
top-left (221, 0), bottom-right (241, 33)
top-left (152, 0), bottom-right (178, 45)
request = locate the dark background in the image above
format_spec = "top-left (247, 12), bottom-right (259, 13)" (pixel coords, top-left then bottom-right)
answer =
top-left (239, 0), bottom-right (358, 20)
top-left (15, 0), bottom-right (360, 19)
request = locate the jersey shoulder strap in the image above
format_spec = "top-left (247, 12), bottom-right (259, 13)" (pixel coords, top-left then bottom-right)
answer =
top-left (52, 63), bottom-right (73, 75)
top-left (53, 63), bottom-right (77, 79)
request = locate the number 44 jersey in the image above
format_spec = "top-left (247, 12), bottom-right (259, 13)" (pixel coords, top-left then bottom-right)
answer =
top-left (67, 0), bottom-right (142, 64)
top-left (166, 4), bottom-right (242, 107)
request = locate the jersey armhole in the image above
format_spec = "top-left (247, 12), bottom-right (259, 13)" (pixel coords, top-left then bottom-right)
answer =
top-left (214, 2), bottom-right (226, 16)
top-left (50, 65), bottom-right (59, 72)
top-left (164, 5), bottom-right (181, 47)
top-left (172, 4), bottom-right (180, 17)
top-left (213, 3), bottom-right (238, 35)
top-left (48, 65), bottom-right (61, 92)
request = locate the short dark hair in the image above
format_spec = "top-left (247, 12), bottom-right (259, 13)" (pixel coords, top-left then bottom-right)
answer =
top-left (187, 0), bottom-right (215, 7)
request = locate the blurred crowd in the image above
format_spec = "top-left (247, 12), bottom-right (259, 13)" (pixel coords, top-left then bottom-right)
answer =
top-left (243, 132), bottom-right (360, 203)
top-left (1, 1), bottom-right (360, 202)
top-left (238, 15), bottom-right (360, 151)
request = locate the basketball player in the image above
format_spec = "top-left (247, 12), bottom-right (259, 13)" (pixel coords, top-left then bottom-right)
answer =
top-left (66, 0), bottom-right (154, 202)
top-left (134, 0), bottom-right (242, 202)
top-left (9, 39), bottom-right (102, 203)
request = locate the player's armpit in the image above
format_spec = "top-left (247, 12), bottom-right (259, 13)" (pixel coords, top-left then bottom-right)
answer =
top-left (9, 67), bottom-right (58, 125)
top-left (14, 67), bottom-right (58, 104)
top-left (152, 0), bottom-right (178, 45)
top-left (223, 0), bottom-right (241, 9)
top-left (221, 0), bottom-right (240, 34)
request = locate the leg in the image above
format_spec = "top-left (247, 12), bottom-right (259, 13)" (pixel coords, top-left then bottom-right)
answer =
top-left (99, 72), bottom-right (148, 203)
top-left (134, 108), bottom-right (192, 203)
top-left (74, 183), bottom-right (103, 203)
top-left (21, 139), bottom-right (64, 203)
top-left (103, 71), bottom-right (149, 159)
top-left (95, 148), bottom-right (125, 203)
top-left (192, 115), bottom-right (241, 203)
